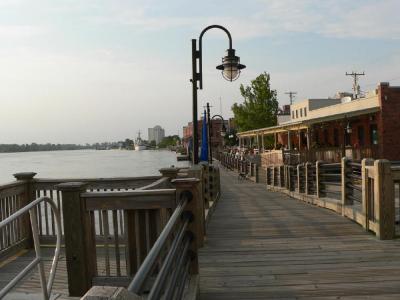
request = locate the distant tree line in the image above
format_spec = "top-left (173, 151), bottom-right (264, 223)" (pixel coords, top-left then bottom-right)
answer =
top-left (0, 143), bottom-right (91, 153)
top-left (0, 141), bottom-right (122, 153)
top-left (0, 136), bottom-right (182, 153)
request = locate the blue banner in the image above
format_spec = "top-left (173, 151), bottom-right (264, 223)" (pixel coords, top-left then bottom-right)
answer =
top-left (200, 110), bottom-right (208, 162)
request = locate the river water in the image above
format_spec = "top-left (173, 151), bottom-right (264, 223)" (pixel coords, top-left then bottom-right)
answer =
top-left (0, 149), bottom-right (189, 184)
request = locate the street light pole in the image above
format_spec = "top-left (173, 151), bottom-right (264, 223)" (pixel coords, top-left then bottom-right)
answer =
top-left (191, 39), bottom-right (199, 164)
top-left (206, 102), bottom-right (211, 163)
top-left (190, 25), bottom-right (245, 164)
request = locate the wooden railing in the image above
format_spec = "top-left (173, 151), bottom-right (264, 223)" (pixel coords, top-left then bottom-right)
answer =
top-left (0, 180), bottom-right (33, 258)
top-left (0, 165), bottom-right (221, 299)
top-left (257, 147), bottom-right (378, 166)
top-left (218, 152), bottom-right (399, 240)
top-left (217, 152), bottom-right (259, 183)
top-left (80, 164), bottom-right (220, 299)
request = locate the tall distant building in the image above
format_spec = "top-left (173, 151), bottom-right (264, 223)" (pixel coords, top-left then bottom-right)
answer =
top-left (148, 125), bottom-right (165, 145)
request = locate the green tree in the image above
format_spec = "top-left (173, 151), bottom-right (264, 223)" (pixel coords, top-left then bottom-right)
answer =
top-left (232, 72), bottom-right (278, 131)
top-left (158, 135), bottom-right (181, 148)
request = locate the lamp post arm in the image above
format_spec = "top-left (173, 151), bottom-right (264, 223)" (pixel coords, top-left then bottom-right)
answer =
top-left (198, 25), bottom-right (233, 89)
top-left (211, 114), bottom-right (224, 121)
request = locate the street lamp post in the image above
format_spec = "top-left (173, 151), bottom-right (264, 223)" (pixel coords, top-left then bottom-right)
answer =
top-left (191, 25), bottom-right (245, 164)
top-left (206, 102), bottom-right (226, 164)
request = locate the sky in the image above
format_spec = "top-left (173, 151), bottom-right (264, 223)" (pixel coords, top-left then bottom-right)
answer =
top-left (1, 0), bottom-right (400, 144)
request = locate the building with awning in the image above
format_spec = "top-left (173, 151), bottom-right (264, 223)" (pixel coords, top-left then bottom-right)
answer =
top-left (237, 82), bottom-right (400, 164)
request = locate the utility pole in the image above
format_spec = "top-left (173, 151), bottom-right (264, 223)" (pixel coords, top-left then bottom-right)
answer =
top-left (346, 71), bottom-right (365, 99)
top-left (285, 91), bottom-right (297, 105)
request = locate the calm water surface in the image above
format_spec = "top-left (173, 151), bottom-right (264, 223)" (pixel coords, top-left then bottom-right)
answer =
top-left (0, 149), bottom-right (189, 184)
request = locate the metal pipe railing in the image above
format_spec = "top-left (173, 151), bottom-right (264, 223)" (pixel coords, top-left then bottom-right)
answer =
top-left (0, 196), bottom-right (62, 300)
top-left (127, 191), bottom-right (192, 295)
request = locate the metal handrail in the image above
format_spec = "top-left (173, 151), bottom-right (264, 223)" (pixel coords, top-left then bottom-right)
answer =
top-left (127, 191), bottom-right (191, 294)
top-left (0, 197), bottom-right (62, 300)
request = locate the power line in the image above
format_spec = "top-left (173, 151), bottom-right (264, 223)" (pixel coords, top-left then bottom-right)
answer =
top-left (285, 91), bottom-right (297, 105)
top-left (346, 71), bottom-right (365, 99)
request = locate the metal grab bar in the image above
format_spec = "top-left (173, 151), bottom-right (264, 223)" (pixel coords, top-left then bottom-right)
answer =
top-left (128, 195), bottom-right (190, 294)
top-left (0, 197), bottom-right (62, 300)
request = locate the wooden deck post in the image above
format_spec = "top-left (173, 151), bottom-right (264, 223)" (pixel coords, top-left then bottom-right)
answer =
top-left (187, 165), bottom-right (205, 243)
top-left (341, 157), bottom-right (350, 216)
top-left (271, 166), bottom-right (275, 187)
top-left (361, 158), bottom-right (374, 230)
top-left (13, 172), bottom-right (37, 248)
top-left (373, 160), bottom-right (395, 240)
top-left (199, 162), bottom-right (210, 209)
top-left (56, 182), bottom-right (96, 297)
top-left (316, 161), bottom-right (322, 198)
top-left (171, 178), bottom-right (201, 274)
top-left (255, 164), bottom-right (259, 183)
top-left (305, 163), bottom-right (309, 195)
top-left (297, 164), bottom-right (301, 193)
top-left (159, 167), bottom-right (179, 181)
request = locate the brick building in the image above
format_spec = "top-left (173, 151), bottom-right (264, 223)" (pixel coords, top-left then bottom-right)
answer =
top-left (182, 118), bottom-right (230, 153)
top-left (237, 82), bottom-right (400, 162)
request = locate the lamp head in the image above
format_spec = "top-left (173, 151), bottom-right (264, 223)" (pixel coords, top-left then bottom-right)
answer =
top-left (216, 48), bottom-right (246, 81)
top-left (220, 123), bottom-right (227, 137)
top-left (346, 122), bottom-right (352, 134)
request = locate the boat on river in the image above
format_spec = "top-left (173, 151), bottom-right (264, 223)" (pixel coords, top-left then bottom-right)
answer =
top-left (134, 131), bottom-right (146, 151)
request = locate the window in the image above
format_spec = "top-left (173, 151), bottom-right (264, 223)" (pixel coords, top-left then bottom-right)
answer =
top-left (292, 111), bottom-right (295, 119)
top-left (370, 124), bottom-right (378, 145)
top-left (300, 109), bottom-right (303, 117)
top-left (296, 110), bottom-right (298, 118)
top-left (304, 107), bottom-right (307, 117)
top-left (358, 126), bottom-right (365, 146)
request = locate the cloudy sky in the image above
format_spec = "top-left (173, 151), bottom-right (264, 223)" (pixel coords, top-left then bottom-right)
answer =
top-left (1, 0), bottom-right (400, 144)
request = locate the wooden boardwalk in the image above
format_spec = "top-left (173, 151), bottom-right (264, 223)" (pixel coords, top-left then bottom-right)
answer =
top-left (198, 167), bottom-right (400, 299)
top-left (0, 248), bottom-right (77, 300)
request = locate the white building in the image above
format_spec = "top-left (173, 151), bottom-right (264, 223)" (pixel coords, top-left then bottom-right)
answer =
top-left (148, 125), bottom-right (165, 145)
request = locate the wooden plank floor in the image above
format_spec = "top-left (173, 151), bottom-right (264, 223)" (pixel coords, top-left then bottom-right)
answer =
top-left (199, 167), bottom-right (400, 299)
top-left (0, 248), bottom-right (78, 300)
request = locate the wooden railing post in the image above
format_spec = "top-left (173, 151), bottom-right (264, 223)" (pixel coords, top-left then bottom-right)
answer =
top-left (341, 157), bottom-right (350, 215)
top-left (297, 164), bottom-right (301, 193)
top-left (316, 161), bottom-right (322, 198)
top-left (171, 178), bottom-right (201, 274)
top-left (56, 182), bottom-right (96, 297)
top-left (255, 164), bottom-right (259, 183)
top-left (265, 167), bottom-right (270, 187)
top-left (13, 172), bottom-right (37, 248)
top-left (279, 166), bottom-right (284, 187)
top-left (272, 166), bottom-right (276, 187)
top-left (361, 158), bottom-right (374, 230)
top-left (187, 166), bottom-right (205, 243)
top-left (199, 162), bottom-right (210, 209)
top-left (373, 160), bottom-right (395, 240)
top-left (208, 165), bottom-right (215, 202)
top-left (159, 167), bottom-right (179, 181)
top-left (305, 163), bottom-right (309, 195)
